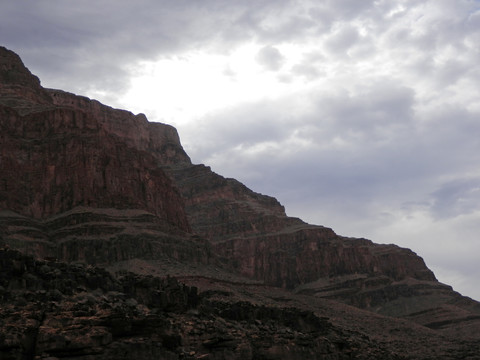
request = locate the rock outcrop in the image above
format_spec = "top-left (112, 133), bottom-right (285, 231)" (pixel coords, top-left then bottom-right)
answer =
top-left (0, 45), bottom-right (211, 272)
top-left (2, 247), bottom-right (480, 360)
top-left (2, 45), bottom-right (480, 358)
top-left (166, 161), bottom-right (480, 340)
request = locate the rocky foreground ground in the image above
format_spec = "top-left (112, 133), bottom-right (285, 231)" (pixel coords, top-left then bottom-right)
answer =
top-left (2, 247), bottom-right (480, 359)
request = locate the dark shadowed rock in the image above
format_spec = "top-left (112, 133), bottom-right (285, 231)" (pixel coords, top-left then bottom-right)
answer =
top-left (2, 248), bottom-right (480, 360)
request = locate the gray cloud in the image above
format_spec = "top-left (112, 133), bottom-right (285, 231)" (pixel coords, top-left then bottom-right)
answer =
top-left (1, 1), bottom-right (293, 95)
top-left (324, 25), bottom-right (360, 55)
top-left (255, 45), bottom-right (285, 71)
top-left (183, 80), bottom-right (418, 198)
top-left (430, 178), bottom-right (480, 220)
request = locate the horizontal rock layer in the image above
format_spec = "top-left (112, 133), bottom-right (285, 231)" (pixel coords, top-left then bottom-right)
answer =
top-left (2, 248), bottom-right (479, 360)
top-left (0, 207), bottom-right (213, 268)
top-left (167, 161), bottom-right (480, 337)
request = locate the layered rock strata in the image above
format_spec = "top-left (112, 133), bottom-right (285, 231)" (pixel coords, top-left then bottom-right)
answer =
top-left (1, 45), bottom-right (210, 273)
top-left (2, 248), bottom-right (480, 360)
top-left (166, 162), bottom-right (480, 338)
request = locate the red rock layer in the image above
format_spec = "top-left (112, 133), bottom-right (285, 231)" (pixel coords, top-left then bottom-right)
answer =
top-left (167, 164), bottom-right (435, 287)
top-left (0, 46), bottom-right (190, 232)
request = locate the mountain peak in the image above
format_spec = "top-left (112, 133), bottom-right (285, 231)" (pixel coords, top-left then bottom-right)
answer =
top-left (0, 46), bottom-right (53, 112)
top-left (0, 46), bottom-right (40, 87)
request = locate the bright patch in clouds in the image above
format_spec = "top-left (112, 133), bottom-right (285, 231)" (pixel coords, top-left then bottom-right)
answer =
top-left (121, 44), bottom-right (310, 126)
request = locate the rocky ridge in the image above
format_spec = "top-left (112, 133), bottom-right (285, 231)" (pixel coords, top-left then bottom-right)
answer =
top-left (165, 162), bottom-right (480, 335)
top-left (1, 45), bottom-right (480, 359)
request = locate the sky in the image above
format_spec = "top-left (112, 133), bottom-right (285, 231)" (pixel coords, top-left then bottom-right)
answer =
top-left (1, 0), bottom-right (480, 301)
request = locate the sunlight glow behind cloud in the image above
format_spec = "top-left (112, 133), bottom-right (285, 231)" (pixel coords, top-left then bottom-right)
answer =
top-left (121, 44), bottom-right (311, 125)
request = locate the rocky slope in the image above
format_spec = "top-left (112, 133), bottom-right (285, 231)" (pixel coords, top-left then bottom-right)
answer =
top-left (166, 163), bottom-right (480, 338)
top-left (1, 45), bottom-right (480, 358)
top-left (2, 247), bottom-right (480, 360)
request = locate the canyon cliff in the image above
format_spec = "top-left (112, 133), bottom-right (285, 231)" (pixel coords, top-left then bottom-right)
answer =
top-left (1, 46), bottom-right (480, 359)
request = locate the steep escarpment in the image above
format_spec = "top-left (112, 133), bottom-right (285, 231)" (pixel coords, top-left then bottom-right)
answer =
top-left (166, 164), bottom-right (434, 284)
top-left (167, 161), bottom-right (480, 338)
top-left (165, 163), bottom-right (302, 241)
top-left (48, 89), bottom-right (189, 166)
top-left (0, 45), bottom-right (210, 272)
top-left (0, 106), bottom-right (187, 224)
top-left (0, 50), bottom-right (189, 227)
top-left (2, 45), bottom-right (480, 358)
top-left (167, 165), bottom-right (448, 294)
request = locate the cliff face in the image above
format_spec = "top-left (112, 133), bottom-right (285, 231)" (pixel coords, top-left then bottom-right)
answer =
top-left (167, 161), bottom-right (480, 337)
top-left (0, 45), bottom-right (212, 270)
top-left (166, 164), bottom-right (436, 286)
top-left (2, 46), bottom-right (480, 359)
top-left (0, 105), bottom-right (187, 223)
top-left (0, 46), bottom-right (189, 224)
top-left (167, 163), bottom-right (433, 285)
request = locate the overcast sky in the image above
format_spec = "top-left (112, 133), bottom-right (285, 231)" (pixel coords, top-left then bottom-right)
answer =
top-left (2, 0), bottom-right (480, 301)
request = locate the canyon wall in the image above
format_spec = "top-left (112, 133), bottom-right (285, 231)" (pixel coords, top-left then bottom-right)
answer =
top-left (2, 45), bottom-right (480, 358)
